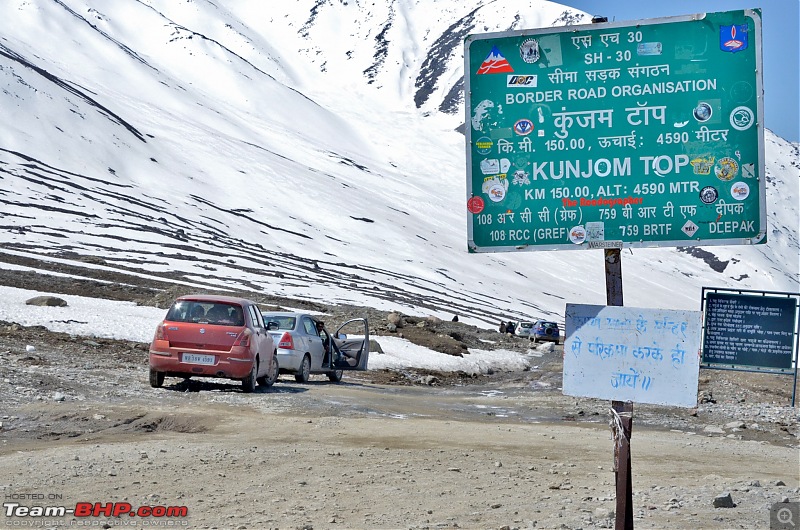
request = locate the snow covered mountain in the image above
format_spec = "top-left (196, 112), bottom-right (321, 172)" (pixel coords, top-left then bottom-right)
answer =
top-left (0, 0), bottom-right (797, 328)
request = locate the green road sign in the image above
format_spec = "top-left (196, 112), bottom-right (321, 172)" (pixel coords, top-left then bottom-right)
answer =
top-left (465, 9), bottom-right (765, 253)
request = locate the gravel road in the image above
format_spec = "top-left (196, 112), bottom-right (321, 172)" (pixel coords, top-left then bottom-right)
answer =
top-left (0, 319), bottom-right (797, 530)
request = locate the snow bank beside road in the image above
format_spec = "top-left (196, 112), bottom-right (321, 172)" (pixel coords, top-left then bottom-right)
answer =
top-left (369, 335), bottom-right (541, 374)
top-left (0, 285), bottom-right (543, 374)
top-left (0, 286), bottom-right (165, 343)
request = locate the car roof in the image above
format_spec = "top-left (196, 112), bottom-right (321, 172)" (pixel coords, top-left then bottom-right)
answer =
top-left (261, 311), bottom-right (318, 319)
top-left (175, 294), bottom-right (255, 305)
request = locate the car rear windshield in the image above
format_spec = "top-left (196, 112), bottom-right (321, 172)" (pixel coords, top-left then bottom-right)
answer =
top-left (519, 322), bottom-right (533, 328)
top-left (262, 315), bottom-right (296, 330)
top-left (166, 301), bottom-right (245, 326)
top-left (539, 321), bottom-right (558, 328)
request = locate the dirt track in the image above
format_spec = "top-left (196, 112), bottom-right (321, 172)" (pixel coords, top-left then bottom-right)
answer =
top-left (0, 320), bottom-right (798, 530)
top-left (0, 259), bottom-right (797, 529)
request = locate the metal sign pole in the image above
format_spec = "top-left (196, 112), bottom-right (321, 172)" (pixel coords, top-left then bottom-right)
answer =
top-left (593, 8), bottom-right (633, 521)
top-left (605, 248), bottom-right (634, 530)
top-left (793, 320), bottom-right (799, 407)
top-left (792, 298), bottom-right (800, 408)
top-left (612, 400), bottom-right (634, 530)
top-left (605, 249), bottom-right (623, 306)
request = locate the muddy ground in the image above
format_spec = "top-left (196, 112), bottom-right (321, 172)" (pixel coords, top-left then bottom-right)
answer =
top-left (0, 261), bottom-right (797, 529)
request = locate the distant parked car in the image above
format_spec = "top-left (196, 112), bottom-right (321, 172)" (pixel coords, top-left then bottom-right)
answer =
top-left (149, 295), bottom-right (278, 392)
top-left (261, 312), bottom-right (369, 383)
top-left (530, 320), bottom-right (561, 344)
top-left (515, 321), bottom-right (535, 339)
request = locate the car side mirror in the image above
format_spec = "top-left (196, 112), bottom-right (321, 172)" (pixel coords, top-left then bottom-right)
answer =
top-left (266, 321), bottom-right (279, 330)
top-left (336, 333), bottom-right (347, 340)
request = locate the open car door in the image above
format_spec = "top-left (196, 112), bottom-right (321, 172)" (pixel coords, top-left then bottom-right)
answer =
top-left (329, 318), bottom-right (369, 370)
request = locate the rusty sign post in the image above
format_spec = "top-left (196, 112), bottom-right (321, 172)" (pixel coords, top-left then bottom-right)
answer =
top-left (605, 247), bottom-right (634, 530)
top-left (595, 2), bottom-right (631, 517)
top-left (594, 11), bottom-right (631, 524)
top-left (612, 399), bottom-right (634, 530)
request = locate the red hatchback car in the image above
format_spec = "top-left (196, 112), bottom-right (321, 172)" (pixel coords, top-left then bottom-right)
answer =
top-left (149, 295), bottom-right (278, 392)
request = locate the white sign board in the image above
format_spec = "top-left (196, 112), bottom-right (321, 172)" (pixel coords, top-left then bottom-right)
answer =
top-left (563, 304), bottom-right (702, 407)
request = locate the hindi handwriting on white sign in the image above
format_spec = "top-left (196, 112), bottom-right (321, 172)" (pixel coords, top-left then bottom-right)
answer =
top-left (563, 304), bottom-right (701, 407)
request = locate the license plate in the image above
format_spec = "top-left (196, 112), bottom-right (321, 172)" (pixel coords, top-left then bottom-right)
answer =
top-left (182, 353), bottom-right (215, 365)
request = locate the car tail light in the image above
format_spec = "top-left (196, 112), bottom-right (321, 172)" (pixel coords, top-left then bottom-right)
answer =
top-left (234, 330), bottom-right (251, 347)
top-left (154, 322), bottom-right (168, 341)
top-left (278, 332), bottom-right (294, 349)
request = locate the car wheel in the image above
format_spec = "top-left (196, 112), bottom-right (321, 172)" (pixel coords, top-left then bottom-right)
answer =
top-left (260, 351), bottom-right (279, 388)
top-left (295, 355), bottom-right (311, 383)
top-left (327, 369), bottom-right (343, 383)
top-left (555, 338), bottom-right (560, 345)
top-left (242, 362), bottom-right (257, 393)
top-left (149, 369), bottom-right (164, 388)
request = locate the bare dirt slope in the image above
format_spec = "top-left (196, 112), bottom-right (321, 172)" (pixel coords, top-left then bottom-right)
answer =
top-left (0, 263), bottom-right (797, 529)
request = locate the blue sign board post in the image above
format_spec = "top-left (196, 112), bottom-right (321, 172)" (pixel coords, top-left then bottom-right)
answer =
top-left (701, 288), bottom-right (800, 406)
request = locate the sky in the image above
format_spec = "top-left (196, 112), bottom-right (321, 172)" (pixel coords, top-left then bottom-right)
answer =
top-left (560, 0), bottom-right (800, 142)
top-left (0, 284), bottom-right (547, 375)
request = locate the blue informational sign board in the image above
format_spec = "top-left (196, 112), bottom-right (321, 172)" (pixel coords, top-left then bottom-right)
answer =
top-left (701, 289), bottom-right (800, 373)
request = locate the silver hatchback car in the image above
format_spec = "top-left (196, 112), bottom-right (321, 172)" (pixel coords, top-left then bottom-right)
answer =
top-left (261, 312), bottom-right (369, 383)
top-left (515, 321), bottom-right (534, 338)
